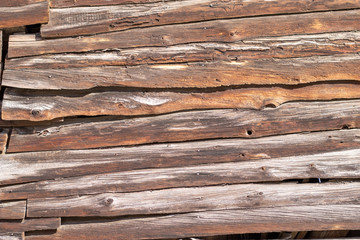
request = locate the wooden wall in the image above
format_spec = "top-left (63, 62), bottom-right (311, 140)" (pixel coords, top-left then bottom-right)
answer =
top-left (0, 0), bottom-right (359, 239)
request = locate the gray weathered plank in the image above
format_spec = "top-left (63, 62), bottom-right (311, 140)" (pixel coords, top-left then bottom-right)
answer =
top-left (27, 182), bottom-right (360, 217)
top-left (0, 201), bottom-right (26, 220)
top-left (25, 205), bottom-right (360, 240)
top-left (0, 218), bottom-right (60, 234)
top-left (0, 233), bottom-right (24, 240)
top-left (6, 100), bottom-right (360, 152)
top-left (41, 0), bottom-right (360, 38)
top-left (3, 54), bottom-right (360, 90)
top-left (1, 148), bottom-right (360, 200)
top-left (3, 83), bottom-right (360, 121)
top-left (8, 10), bottom-right (360, 58)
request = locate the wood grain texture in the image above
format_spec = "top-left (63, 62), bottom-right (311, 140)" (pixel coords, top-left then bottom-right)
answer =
top-left (27, 182), bottom-right (360, 217)
top-left (3, 83), bottom-right (360, 121)
top-left (1, 147), bottom-right (360, 200)
top-left (41, 0), bottom-right (360, 38)
top-left (2, 129), bottom-right (359, 186)
top-left (25, 205), bottom-right (360, 240)
top-left (0, 233), bottom-right (24, 240)
top-left (6, 32), bottom-right (360, 69)
top-left (4, 54), bottom-right (360, 90)
top-left (0, 201), bottom-right (26, 219)
top-left (0, 0), bottom-right (44, 7)
top-left (0, 1), bottom-right (49, 29)
top-left (8, 9), bottom-right (360, 58)
top-left (0, 218), bottom-right (60, 234)
top-left (50, 0), bottom-right (172, 8)
top-left (7, 100), bottom-right (360, 152)
top-left (0, 129), bottom-right (9, 153)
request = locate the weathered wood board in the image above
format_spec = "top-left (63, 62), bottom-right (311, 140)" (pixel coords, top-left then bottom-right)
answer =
top-left (41, 0), bottom-right (360, 38)
top-left (4, 54), bottom-right (360, 90)
top-left (0, 129), bottom-right (9, 153)
top-left (7, 100), bottom-right (360, 152)
top-left (8, 9), bottom-right (360, 58)
top-left (3, 84), bottom-right (360, 121)
top-left (6, 32), bottom-right (360, 69)
top-left (0, 201), bottom-right (26, 219)
top-left (27, 182), bottom-right (360, 217)
top-left (25, 205), bottom-right (360, 240)
top-left (1, 148), bottom-right (360, 200)
top-left (0, 233), bottom-right (24, 240)
top-left (50, 0), bottom-right (171, 8)
top-left (0, 218), bottom-right (60, 233)
top-left (0, 1), bottom-right (49, 29)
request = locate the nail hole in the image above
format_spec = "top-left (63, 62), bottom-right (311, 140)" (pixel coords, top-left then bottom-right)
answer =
top-left (261, 166), bottom-right (266, 171)
top-left (239, 153), bottom-right (245, 157)
top-left (246, 130), bottom-right (253, 136)
top-left (31, 110), bottom-right (40, 116)
top-left (342, 124), bottom-right (350, 129)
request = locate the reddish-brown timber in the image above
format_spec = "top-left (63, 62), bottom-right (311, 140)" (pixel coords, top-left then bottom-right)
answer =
top-left (26, 182), bottom-right (360, 217)
top-left (0, 201), bottom-right (26, 219)
top-left (0, 1), bottom-right (49, 29)
top-left (3, 54), bottom-right (360, 90)
top-left (0, 218), bottom-right (60, 233)
top-left (6, 100), bottom-right (360, 152)
top-left (8, 10), bottom-right (360, 58)
top-left (50, 0), bottom-right (172, 8)
top-left (25, 205), bottom-right (360, 240)
top-left (1, 147), bottom-right (359, 200)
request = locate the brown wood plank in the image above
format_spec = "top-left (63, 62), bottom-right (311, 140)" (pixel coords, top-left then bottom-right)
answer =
top-left (0, 2), bottom-right (49, 29)
top-left (27, 182), bottom-right (360, 217)
top-left (0, 218), bottom-right (60, 234)
top-left (41, 0), bottom-right (360, 38)
top-left (0, 201), bottom-right (26, 220)
top-left (1, 147), bottom-right (359, 200)
top-left (4, 54), bottom-right (360, 90)
top-left (26, 205), bottom-right (360, 240)
top-left (6, 32), bottom-right (360, 69)
top-left (50, 0), bottom-right (170, 8)
top-left (2, 129), bottom-right (359, 187)
top-left (0, 0), bottom-right (44, 7)
top-left (0, 233), bottom-right (24, 240)
top-left (3, 83), bottom-right (360, 121)
top-left (7, 100), bottom-right (360, 152)
top-left (0, 129), bottom-right (9, 153)
top-left (8, 9), bottom-right (360, 58)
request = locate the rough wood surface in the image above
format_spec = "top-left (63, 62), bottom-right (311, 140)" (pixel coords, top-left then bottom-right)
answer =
top-left (0, 218), bottom-right (60, 234)
top-left (0, 1), bottom-right (49, 29)
top-left (50, 0), bottom-right (171, 8)
top-left (6, 32), bottom-right (360, 69)
top-left (0, 0), bottom-right (44, 7)
top-left (3, 84), bottom-right (360, 121)
top-left (0, 129), bottom-right (9, 153)
top-left (41, 0), bottom-right (360, 38)
top-left (0, 233), bottom-right (24, 240)
top-left (27, 182), bottom-right (360, 217)
top-left (25, 205), bottom-right (360, 240)
top-left (8, 10), bottom-right (360, 58)
top-left (7, 100), bottom-right (360, 152)
top-left (1, 148), bottom-right (359, 200)
top-left (4, 54), bottom-right (360, 90)
top-left (0, 201), bottom-right (26, 219)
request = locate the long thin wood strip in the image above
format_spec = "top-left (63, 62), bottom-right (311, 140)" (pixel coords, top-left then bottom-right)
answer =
top-left (0, 218), bottom-right (60, 234)
top-left (8, 9), bottom-right (360, 58)
top-left (0, 31), bottom-right (2, 62)
top-left (0, 0), bottom-right (44, 7)
top-left (27, 182), bottom-right (360, 217)
top-left (0, 201), bottom-right (26, 220)
top-left (3, 83), bottom-right (360, 121)
top-left (0, 2), bottom-right (49, 29)
top-left (2, 129), bottom-right (359, 186)
top-left (1, 148), bottom-right (360, 200)
top-left (41, 0), bottom-right (360, 38)
top-left (50, 0), bottom-right (172, 8)
top-left (6, 32), bottom-right (360, 69)
top-left (26, 205), bottom-right (360, 240)
top-left (0, 233), bottom-right (24, 240)
top-left (4, 54), bottom-right (360, 90)
top-left (7, 100), bottom-right (360, 152)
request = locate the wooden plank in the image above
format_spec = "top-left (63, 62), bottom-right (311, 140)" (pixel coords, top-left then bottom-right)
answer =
top-left (25, 205), bottom-right (360, 240)
top-left (4, 54), bottom-right (360, 90)
top-left (2, 129), bottom-right (359, 186)
top-left (0, 129), bottom-right (9, 153)
top-left (0, 0), bottom-right (44, 7)
top-left (0, 2), bottom-right (49, 29)
top-left (0, 233), bottom-right (24, 240)
top-left (27, 182), bottom-right (360, 217)
top-left (0, 201), bottom-right (26, 220)
top-left (50, 0), bottom-right (171, 8)
top-left (6, 100), bottom-right (360, 152)
top-left (3, 83), bottom-right (360, 121)
top-left (0, 219), bottom-right (60, 234)
top-left (1, 148), bottom-right (359, 200)
top-left (41, 0), bottom-right (360, 38)
top-left (6, 32), bottom-right (360, 69)
top-left (8, 9), bottom-right (360, 58)
top-left (0, 31), bottom-right (2, 62)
